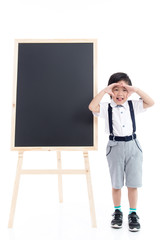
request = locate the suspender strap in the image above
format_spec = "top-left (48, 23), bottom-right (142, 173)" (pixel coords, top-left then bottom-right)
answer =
top-left (128, 100), bottom-right (136, 133)
top-left (108, 103), bottom-right (113, 135)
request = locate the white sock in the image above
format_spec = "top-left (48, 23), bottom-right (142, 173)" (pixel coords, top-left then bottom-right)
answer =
top-left (114, 206), bottom-right (122, 212)
top-left (129, 208), bottom-right (136, 214)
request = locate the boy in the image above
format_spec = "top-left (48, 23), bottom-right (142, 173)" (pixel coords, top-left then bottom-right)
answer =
top-left (89, 72), bottom-right (154, 231)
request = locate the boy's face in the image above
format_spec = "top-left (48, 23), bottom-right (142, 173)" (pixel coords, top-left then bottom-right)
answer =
top-left (112, 80), bottom-right (129, 105)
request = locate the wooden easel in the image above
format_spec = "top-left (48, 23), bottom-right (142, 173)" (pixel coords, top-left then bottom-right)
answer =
top-left (8, 151), bottom-right (97, 228)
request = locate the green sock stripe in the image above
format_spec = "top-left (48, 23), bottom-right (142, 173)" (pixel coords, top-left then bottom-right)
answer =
top-left (129, 208), bottom-right (136, 214)
top-left (115, 206), bottom-right (121, 209)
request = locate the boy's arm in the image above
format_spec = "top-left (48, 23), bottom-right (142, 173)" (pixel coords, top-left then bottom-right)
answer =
top-left (88, 83), bottom-right (119, 112)
top-left (88, 90), bottom-right (105, 113)
top-left (121, 83), bottom-right (155, 108)
top-left (135, 88), bottom-right (155, 108)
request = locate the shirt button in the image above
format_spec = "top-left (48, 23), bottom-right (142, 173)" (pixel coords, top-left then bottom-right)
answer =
top-left (122, 125), bottom-right (125, 127)
top-left (121, 112), bottom-right (123, 114)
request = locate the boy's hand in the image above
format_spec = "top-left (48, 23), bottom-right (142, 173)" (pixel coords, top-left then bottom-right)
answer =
top-left (120, 82), bottom-right (138, 97)
top-left (120, 82), bottom-right (154, 108)
top-left (104, 83), bottom-right (120, 97)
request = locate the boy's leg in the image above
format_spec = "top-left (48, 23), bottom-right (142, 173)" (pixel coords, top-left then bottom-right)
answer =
top-left (128, 187), bottom-right (140, 231)
top-left (111, 188), bottom-right (123, 228)
top-left (106, 141), bottom-right (124, 228)
top-left (112, 188), bottom-right (121, 206)
top-left (128, 187), bottom-right (137, 209)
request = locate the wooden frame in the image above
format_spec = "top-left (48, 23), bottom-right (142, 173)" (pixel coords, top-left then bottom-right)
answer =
top-left (11, 39), bottom-right (98, 151)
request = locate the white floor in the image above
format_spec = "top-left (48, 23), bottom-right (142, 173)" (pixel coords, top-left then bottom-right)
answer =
top-left (0, 150), bottom-right (159, 240)
top-left (0, 201), bottom-right (157, 240)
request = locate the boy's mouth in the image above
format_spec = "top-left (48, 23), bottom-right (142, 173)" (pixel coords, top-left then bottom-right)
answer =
top-left (116, 97), bottom-right (124, 101)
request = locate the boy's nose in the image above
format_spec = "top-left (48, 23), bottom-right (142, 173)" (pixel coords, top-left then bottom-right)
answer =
top-left (118, 90), bottom-right (123, 94)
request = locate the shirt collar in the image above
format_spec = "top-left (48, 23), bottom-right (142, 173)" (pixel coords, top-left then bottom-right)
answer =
top-left (110, 99), bottom-right (128, 109)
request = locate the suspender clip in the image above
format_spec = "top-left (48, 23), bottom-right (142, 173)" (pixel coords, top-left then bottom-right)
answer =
top-left (132, 133), bottom-right (136, 140)
top-left (112, 135), bottom-right (115, 141)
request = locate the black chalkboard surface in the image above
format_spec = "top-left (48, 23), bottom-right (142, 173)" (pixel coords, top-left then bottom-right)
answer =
top-left (12, 40), bottom-right (97, 150)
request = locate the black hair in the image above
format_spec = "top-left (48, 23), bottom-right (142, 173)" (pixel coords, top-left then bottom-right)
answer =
top-left (108, 72), bottom-right (132, 86)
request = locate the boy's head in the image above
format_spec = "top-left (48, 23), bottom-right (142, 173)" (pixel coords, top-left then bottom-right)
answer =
top-left (108, 72), bottom-right (132, 86)
top-left (108, 72), bottom-right (132, 105)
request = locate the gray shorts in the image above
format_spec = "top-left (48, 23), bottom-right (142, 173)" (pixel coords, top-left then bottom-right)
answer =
top-left (106, 139), bottom-right (143, 189)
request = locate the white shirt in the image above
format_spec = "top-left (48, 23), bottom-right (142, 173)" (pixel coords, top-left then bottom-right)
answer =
top-left (93, 99), bottom-right (146, 136)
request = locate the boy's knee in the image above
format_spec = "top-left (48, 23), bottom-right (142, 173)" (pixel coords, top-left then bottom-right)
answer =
top-left (127, 187), bottom-right (137, 192)
top-left (112, 188), bottom-right (121, 192)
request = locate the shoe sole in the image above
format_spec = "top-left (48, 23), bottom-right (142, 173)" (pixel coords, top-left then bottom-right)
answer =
top-left (129, 227), bottom-right (140, 232)
top-left (111, 224), bottom-right (122, 229)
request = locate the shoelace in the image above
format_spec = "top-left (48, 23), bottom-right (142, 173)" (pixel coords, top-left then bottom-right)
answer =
top-left (113, 212), bottom-right (122, 220)
top-left (129, 214), bottom-right (139, 223)
top-left (114, 214), bottom-right (121, 220)
top-left (130, 216), bottom-right (138, 223)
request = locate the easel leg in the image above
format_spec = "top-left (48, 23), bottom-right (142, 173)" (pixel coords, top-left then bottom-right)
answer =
top-left (57, 151), bottom-right (63, 203)
top-left (83, 152), bottom-right (97, 228)
top-left (8, 151), bottom-right (23, 228)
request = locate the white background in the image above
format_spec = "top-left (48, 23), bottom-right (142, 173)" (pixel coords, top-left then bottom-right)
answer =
top-left (0, 0), bottom-right (160, 239)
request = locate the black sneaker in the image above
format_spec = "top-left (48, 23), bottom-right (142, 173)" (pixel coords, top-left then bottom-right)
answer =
top-left (111, 209), bottom-right (123, 228)
top-left (128, 212), bottom-right (141, 232)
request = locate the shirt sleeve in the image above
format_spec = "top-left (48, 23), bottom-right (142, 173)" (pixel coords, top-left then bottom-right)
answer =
top-left (132, 99), bottom-right (147, 114)
top-left (92, 102), bottom-right (108, 118)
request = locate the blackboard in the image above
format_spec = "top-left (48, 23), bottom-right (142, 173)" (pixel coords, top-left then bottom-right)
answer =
top-left (11, 39), bottom-right (97, 151)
